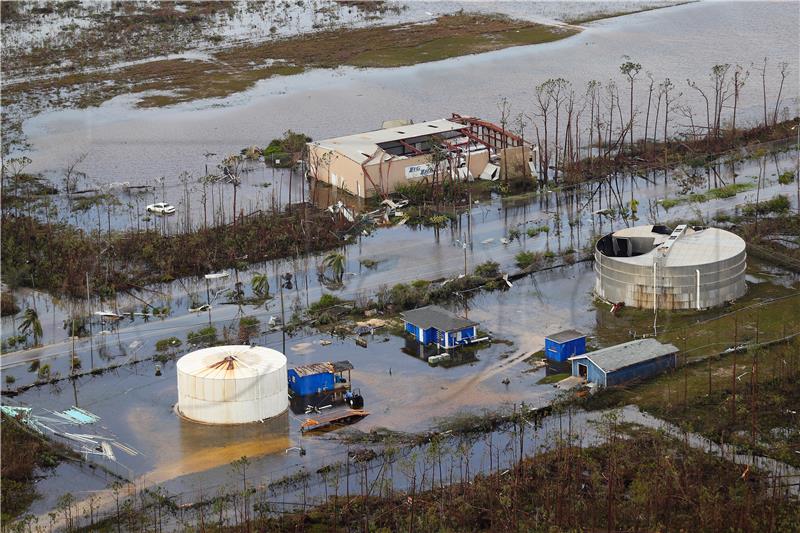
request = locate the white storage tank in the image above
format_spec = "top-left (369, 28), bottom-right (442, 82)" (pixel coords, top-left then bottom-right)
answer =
top-left (176, 345), bottom-right (288, 424)
top-left (594, 224), bottom-right (746, 310)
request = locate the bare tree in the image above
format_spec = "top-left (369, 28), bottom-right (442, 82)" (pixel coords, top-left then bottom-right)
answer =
top-left (772, 61), bottom-right (789, 126)
top-left (498, 97), bottom-right (512, 183)
top-left (757, 57), bottom-right (768, 126)
top-left (63, 152), bottom-right (87, 194)
top-left (731, 64), bottom-right (749, 136)
top-left (643, 72), bottom-right (655, 152)
top-left (534, 82), bottom-right (554, 182)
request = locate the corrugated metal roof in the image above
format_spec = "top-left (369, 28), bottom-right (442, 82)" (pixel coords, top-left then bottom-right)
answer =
top-left (401, 305), bottom-right (477, 332)
top-left (312, 119), bottom-right (467, 164)
top-left (569, 338), bottom-right (678, 372)
top-left (546, 329), bottom-right (585, 343)
top-left (292, 360), bottom-right (353, 377)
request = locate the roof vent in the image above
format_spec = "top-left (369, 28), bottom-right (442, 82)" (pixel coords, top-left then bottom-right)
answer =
top-left (428, 124), bottom-right (438, 128)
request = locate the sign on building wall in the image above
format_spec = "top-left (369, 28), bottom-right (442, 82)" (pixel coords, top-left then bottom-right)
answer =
top-left (405, 163), bottom-right (434, 180)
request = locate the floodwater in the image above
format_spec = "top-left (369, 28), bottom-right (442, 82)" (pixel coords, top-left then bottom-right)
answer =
top-left (3, 1), bottom-right (800, 523)
top-left (7, 249), bottom-right (799, 519)
top-left (8, 265), bottom-right (595, 517)
top-left (17, 1), bottom-right (799, 191)
top-left (3, 147), bottom-right (796, 350)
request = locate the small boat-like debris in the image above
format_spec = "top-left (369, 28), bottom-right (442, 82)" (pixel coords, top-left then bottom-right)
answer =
top-left (300, 409), bottom-right (369, 434)
top-left (204, 272), bottom-right (229, 280)
top-left (93, 311), bottom-right (124, 322)
top-left (189, 303), bottom-right (211, 313)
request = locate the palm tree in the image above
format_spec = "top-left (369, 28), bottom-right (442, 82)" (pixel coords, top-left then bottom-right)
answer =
top-left (322, 253), bottom-right (345, 282)
top-left (19, 308), bottom-right (43, 346)
top-left (251, 273), bottom-right (270, 297)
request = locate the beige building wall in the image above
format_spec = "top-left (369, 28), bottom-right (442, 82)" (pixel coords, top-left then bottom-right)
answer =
top-left (307, 145), bottom-right (367, 197)
top-left (309, 144), bottom-right (496, 199)
top-left (499, 146), bottom-right (533, 178)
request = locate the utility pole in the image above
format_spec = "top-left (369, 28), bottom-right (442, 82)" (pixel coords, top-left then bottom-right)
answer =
top-left (86, 272), bottom-right (94, 369)
top-left (279, 273), bottom-right (293, 354)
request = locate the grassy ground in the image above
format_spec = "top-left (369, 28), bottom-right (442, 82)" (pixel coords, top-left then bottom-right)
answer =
top-left (565, 1), bottom-right (693, 25)
top-left (537, 372), bottom-right (569, 384)
top-left (593, 262), bottom-right (800, 362)
top-left (584, 337), bottom-right (800, 467)
top-left (2, 13), bottom-right (576, 119)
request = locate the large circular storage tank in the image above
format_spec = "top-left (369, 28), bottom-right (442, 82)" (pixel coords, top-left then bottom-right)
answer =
top-left (594, 224), bottom-right (746, 310)
top-left (176, 345), bottom-right (288, 424)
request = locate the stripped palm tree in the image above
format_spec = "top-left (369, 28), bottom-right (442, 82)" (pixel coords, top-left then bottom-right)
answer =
top-left (251, 273), bottom-right (270, 297)
top-left (18, 308), bottom-right (43, 346)
top-left (322, 252), bottom-right (345, 283)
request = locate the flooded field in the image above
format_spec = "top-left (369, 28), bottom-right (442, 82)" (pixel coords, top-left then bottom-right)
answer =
top-left (13, 2), bottom-right (799, 188)
top-left (2, 1), bottom-right (799, 527)
top-left (2, 147), bottom-right (796, 350)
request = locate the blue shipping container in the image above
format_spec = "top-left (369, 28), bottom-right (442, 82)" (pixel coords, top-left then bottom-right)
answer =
top-left (288, 369), bottom-right (334, 396)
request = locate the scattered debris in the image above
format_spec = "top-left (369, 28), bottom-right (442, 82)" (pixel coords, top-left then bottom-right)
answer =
top-left (428, 353), bottom-right (451, 366)
top-left (300, 409), bottom-right (369, 433)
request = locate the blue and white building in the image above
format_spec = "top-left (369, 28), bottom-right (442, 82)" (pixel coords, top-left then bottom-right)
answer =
top-left (544, 329), bottom-right (586, 362)
top-left (569, 338), bottom-right (678, 388)
top-left (401, 305), bottom-right (478, 350)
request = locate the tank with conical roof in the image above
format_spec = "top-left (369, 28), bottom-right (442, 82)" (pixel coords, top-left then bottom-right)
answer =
top-left (176, 345), bottom-right (288, 424)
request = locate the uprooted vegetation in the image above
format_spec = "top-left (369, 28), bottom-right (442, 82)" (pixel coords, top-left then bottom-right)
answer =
top-left (0, 413), bottom-right (75, 521)
top-left (1, 209), bottom-right (343, 298)
top-left (235, 426), bottom-right (799, 532)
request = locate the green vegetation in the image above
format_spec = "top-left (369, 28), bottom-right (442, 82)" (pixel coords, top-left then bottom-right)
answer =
top-left (526, 225), bottom-right (550, 237)
top-left (308, 293), bottom-right (348, 316)
top-left (778, 170), bottom-right (796, 185)
top-left (584, 337), bottom-right (800, 467)
top-left (473, 260), bottom-right (501, 278)
top-left (187, 325), bottom-right (217, 346)
top-left (261, 130), bottom-right (310, 168)
top-left (238, 316), bottom-right (261, 342)
top-left (359, 258), bottom-right (379, 269)
top-left (154, 337), bottom-right (182, 352)
top-left (742, 194), bottom-right (791, 216)
top-left (537, 372), bottom-right (570, 384)
top-left (515, 250), bottom-right (544, 270)
top-left (660, 182), bottom-right (755, 210)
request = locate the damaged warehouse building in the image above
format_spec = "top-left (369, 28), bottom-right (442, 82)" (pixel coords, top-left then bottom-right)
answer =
top-left (306, 114), bottom-right (537, 198)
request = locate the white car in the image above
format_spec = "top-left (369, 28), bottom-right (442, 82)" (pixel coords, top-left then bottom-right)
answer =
top-left (146, 202), bottom-right (175, 215)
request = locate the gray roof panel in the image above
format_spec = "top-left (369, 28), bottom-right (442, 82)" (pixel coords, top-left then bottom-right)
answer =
top-left (401, 305), bottom-right (477, 332)
top-left (546, 329), bottom-right (586, 343)
top-left (570, 338), bottom-right (678, 372)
